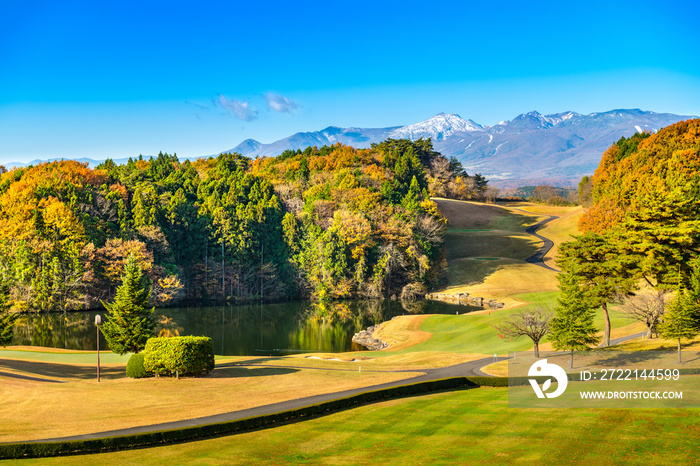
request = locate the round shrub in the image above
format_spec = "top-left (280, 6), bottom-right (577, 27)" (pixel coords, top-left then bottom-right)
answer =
top-left (126, 352), bottom-right (149, 378)
top-left (144, 336), bottom-right (215, 377)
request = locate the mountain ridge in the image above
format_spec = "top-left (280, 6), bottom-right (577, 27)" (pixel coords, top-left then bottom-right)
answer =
top-left (4, 109), bottom-right (695, 186)
top-left (226, 109), bottom-right (695, 185)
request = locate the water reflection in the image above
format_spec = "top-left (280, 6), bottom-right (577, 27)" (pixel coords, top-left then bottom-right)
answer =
top-left (11, 299), bottom-right (470, 355)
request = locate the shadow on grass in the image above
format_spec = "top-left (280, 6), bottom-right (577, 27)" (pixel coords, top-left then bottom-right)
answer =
top-left (445, 258), bottom-right (504, 288)
top-left (444, 231), bottom-right (538, 261)
top-left (0, 358), bottom-right (124, 381)
top-left (216, 356), bottom-right (288, 366)
top-left (211, 366), bottom-right (298, 378)
top-left (593, 351), bottom-right (666, 366)
top-left (434, 198), bottom-right (540, 231)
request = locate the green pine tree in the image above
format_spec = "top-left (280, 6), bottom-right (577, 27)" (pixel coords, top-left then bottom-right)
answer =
top-left (659, 288), bottom-right (700, 363)
top-left (100, 254), bottom-right (155, 354)
top-left (557, 231), bottom-right (635, 347)
top-left (0, 281), bottom-right (17, 347)
top-left (548, 271), bottom-right (600, 368)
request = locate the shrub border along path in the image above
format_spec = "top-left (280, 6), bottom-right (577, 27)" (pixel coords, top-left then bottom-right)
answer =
top-left (21, 356), bottom-right (504, 441)
top-left (1, 273), bottom-right (650, 461)
top-left (0, 356), bottom-right (506, 459)
top-left (0, 324), bottom-right (649, 459)
top-left (0, 377), bottom-right (492, 460)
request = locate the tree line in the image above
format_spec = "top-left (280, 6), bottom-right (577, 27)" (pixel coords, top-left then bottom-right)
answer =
top-left (497, 120), bottom-right (700, 363)
top-left (0, 138), bottom-right (489, 318)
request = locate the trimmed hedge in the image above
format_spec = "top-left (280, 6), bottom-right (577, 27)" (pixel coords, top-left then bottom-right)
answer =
top-left (126, 353), bottom-right (149, 378)
top-left (144, 336), bottom-right (215, 377)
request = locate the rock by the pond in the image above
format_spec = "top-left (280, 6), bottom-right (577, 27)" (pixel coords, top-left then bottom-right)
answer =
top-left (352, 325), bottom-right (388, 351)
top-left (425, 292), bottom-right (504, 311)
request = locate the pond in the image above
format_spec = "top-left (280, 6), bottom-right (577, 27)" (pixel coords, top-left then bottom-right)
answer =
top-left (10, 299), bottom-right (471, 356)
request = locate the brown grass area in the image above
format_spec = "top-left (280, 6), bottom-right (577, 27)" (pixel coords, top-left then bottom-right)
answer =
top-left (0, 365), bottom-right (422, 442)
top-left (432, 199), bottom-right (562, 306)
top-left (432, 198), bottom-right (512, 229)
top-left (445, 260), bottom-right (559, 303)
top-left (480, 360), bottom-right (509, 377)
top-left (259, 351), bottom-right (486, 371)
top-left (0, 359), bottom-right (125, 382)
top-left (373, 315), bottom-right (431, 351)
top-left (501, 202), bottom-right (583, 268)
top-left (537, 321), bottom-right (648, 352)
top-left (612, 334), bottom-right (700, 352)
top-left (4, 346), bottom-right (93, 353)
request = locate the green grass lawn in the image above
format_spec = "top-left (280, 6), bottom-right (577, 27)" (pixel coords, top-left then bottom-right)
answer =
top-left (0, 349), bottom-right (129, 365)
top-left (377, 292), bottom-right (635, 356)
top-left (15, 387), bottom-right (699, 465)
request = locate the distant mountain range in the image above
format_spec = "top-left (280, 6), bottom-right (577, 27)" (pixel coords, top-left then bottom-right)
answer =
top-left (5, 109), bottom-right (695, 186)
top-left (225, 109), bottom-right (695, 186)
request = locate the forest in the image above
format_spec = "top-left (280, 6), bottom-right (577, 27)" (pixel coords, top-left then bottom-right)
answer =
top-left (576, 119), bottom-right (700, 285)
top-left (555, 119), bottom-right (700, 348)
top-left (0, 138), bottom-right (488, 313)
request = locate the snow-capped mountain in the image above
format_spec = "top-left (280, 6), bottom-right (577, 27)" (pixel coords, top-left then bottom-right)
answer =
top-left (227, 109), bottom-right (695, 185)
top-left (389, 113), bottom-right (484, 140)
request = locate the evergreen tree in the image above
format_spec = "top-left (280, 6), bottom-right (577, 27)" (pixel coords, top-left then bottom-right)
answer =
top-left (557, 231), bottom-right (635, 346)
top-left (659, 290), bottom-right (699, 363)
top-left (100, 254), bottom-right (155, 354)
top-left (0, 281), bottom-right (17, 347)
top-left (659, 267), bottom-right (700, 363)
top-left (548, 271), bottom-right (600, 368)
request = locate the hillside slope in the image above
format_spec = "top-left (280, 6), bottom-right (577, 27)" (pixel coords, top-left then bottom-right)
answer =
top-left (433, 199), bottom-right (581, 306)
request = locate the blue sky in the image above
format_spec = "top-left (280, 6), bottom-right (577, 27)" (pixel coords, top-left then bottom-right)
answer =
top-left (1, 0), bottom-right (699, 163)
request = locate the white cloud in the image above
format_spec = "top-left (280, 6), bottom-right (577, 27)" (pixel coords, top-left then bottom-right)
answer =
top-left (265, 92), bottom-right (299, 113)
top-left (218, 94), bottom-right (258, 121)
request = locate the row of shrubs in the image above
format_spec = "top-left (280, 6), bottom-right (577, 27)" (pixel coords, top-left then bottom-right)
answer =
top-left (0, 376), bottom-right (504, 459)
top-left (126, 336), bottom-right (215, 379)
top-left (6, 368), bottom-right (698, 459)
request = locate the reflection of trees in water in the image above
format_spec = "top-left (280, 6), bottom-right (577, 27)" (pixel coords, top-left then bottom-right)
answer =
top-left (300, 299), bottom-right (423, 333)
top-left (305, 301), bottom-right (354, 325)
top-left (10, 299), bottom-right (453, 353)
top-left (399, 297), bottom-right (427, 315)
top-left (13, 313), bottom-right (92, 349)
top-left (156, 315), bottom-right (184, 338)
top-left (290, 299), bottom-right (412, 353)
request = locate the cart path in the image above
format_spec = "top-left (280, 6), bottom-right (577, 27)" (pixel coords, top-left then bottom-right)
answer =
top-left (9, 328), bottom-right (649, 444)
top-left (18, 356), bottom-right (508, 443)
top-left (508, 207), bottom-right (560, 272)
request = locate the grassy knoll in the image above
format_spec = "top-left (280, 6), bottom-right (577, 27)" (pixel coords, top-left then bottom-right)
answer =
top-left (501, 202), bottom-right (583, 269)
top-left (354, 292), bottom-right (636, 358)
top-left (394, 307), bottom-right (634, 355)
top-left (434, 199), bottom-right (582, 307)
top-left (13, 388), bottom-right (699, 465)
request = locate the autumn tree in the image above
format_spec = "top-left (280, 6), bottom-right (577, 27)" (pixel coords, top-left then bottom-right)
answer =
top-left (0, 138), bottom-right (454, 309)
top-left (493, 307), bottom-right (552, 357)
top-left (619, 291), bottom-right (668, 338)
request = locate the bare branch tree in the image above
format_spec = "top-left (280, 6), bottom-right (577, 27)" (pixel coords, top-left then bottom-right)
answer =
top-left (492, 307), bottom-right (553, 358)
top-left (618, 291), bottom-right (669, 338)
